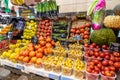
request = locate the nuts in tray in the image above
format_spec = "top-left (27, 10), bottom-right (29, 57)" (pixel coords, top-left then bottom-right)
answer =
top-left (68, 49), bottom-right (83, 60)
top-left (52, 56), bottom-right (64, 73)
top-left (53, 47), bottom-right (67, 57)
top-left (62, 58), bottom-right (74, 76)
top-left (43, 56), bottom-right (54, 71)
top-left (73, 59), bottom-right (85, 79)
top-left (69, 43), bottom-right (83, 50)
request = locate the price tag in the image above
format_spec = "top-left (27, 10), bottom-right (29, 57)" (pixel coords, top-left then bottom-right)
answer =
top-left (31, 36), bottom-right (38, 44)
top-left (109, 43), bottom-right (120, 52)
top-left (49, 73), bottom-right (60, 80)
top-left (73, 35), bottom-right (82, 41)
top-left (16, 64), bottom-right (24, 70)
top-left (118, 30), bottom-right (120, 37)
top-left (77, 35), bottom-right (82, 41)
top-left (73, 36), bottom-right (77, 41)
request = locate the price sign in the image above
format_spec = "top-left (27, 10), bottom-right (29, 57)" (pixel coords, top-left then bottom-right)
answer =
top-left (73, 35), bottom-right (82, 41)
top-left (109, 43), bottom-right (120, 52)
top-left (16, 64), bottom-right (24, 70)
top-left (19, 8), bottom-right (35, 18)
top-left (31, 36), bottom-right (38, 44)
top-left (49, 73), bottom-right (60, 80)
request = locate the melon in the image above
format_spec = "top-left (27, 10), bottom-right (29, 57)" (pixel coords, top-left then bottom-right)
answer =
top-left (90, 28), bottom-right (116, 46)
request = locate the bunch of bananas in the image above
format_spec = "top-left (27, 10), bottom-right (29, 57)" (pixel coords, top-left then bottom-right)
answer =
top-left (11, 0), bottom-right (25, 5)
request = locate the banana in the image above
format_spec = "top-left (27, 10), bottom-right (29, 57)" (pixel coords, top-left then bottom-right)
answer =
top-left (87, 0), bottom-right (99, 16)
top-left (18, 0), bottom-right (24, 4)
top-left (12, 0), bottom-right (24, 5)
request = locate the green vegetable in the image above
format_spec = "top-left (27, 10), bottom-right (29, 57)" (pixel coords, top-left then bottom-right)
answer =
top-left (87, 0), bottom-right (99, 16)
top-left (90, 28), bottom-right (116, 46)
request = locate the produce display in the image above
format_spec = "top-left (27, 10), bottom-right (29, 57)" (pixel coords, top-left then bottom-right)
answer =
top-left (36, 0), bottom-right (58, 18)
top-left (70, 22), bottom-right (90, 43)
top-left (86, 60), bottom-right (101, 80)
top-left (52, 21), bottom-right (67, 41)
top-left (52, 56), bottom-right (64, 73)
top-left (104, 16), bottom-right (120, 29)
top-left (42, 55), bottom-right (54, 71)
top-left (114, 4), bottom-right (120, 16)
top-left (0, 39), bottom-right (30, 62)
top-left (62, 58), bottom-right (74, 76)
top-left (90, 28), bottom-right (116, 46)
top-left (53, 46), bottom-right (67, 57)
top-left (0, 24), bottom-right (11, 35)
top-left (67, 49), bottom-right (82, 60)
top-left (0, 1), bottom-right (120, 80)
top-left (73, 59), bottom-right (85, 79)
top-left (69, 43), bottom-right (83, 50)
top-left (37, 19), bottom-right (52, 38)
top-left (23, 20), bottom-right (37, 39)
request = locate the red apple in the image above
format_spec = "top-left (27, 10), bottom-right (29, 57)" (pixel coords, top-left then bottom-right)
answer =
top-left (102, 45), bottom-right (107, 50)
top-left (94, 52), bottom-right (99, 57)
top-left (100, 53), bottom-right (105, 58)
top-left (109, 61), bottom-right (114, 66)
top-left (102, 60), bottom-right (109, 66)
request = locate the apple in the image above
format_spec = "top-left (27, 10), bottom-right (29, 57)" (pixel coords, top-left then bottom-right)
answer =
top-left (109, 61), bottom-right (114, 66)
top-left (110, 66), bottom-right (115, 71)
top-left (114, 62), bottom-right (120, 68)
top-left (102, 45), bottom-right (107, 50)
top-left (102, 60), bottom-right (109, 66)
top-left (104, 67), bottom-right (111, 71)
top-left (100, 53), bottom-right (105, 58)
top-left (113, 52), bottom-right (120, 57)
top-left (94, 52), bottom-right (99, 57)
top-left (92, 43), bottom-right (97, 46)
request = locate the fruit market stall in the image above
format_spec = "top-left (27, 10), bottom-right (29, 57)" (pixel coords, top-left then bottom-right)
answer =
top-left (0, 0), bottom-right (120, 80)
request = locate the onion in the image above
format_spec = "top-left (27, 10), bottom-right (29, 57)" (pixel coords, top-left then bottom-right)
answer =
top-left (92, 23), bottom-right (101, 30)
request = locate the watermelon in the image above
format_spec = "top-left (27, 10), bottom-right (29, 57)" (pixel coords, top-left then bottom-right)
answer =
top-left (90, 28), bottom-right (116, 46)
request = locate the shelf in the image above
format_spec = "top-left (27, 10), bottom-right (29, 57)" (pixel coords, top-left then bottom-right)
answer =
top-left (0, 59), bottom-right (83, 80)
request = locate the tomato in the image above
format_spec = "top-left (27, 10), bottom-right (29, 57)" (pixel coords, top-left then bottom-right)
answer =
top-left (70, 29), bottom-right (76, 33)
top-left (51, 41), bottom-right (55, 46)
top-left (84, 31), bottom-right (89, 35)
top-left (29, 51), bottom-right (36, 57)
top-left (80, 29), bottom-right (85, 33)
top-left (30, 57), bottom-right (37, 63)
top-left (36, 58), bottom-right (42, 65)
top-left (84, 35), bottom-right (89, 39)
top-left (76, 30), bottom-right (80, 34)
top-left (38, 48), bottom-right (44, 53)
top-left (23, 57), bottom-right (29, 63)
top-left (86, 22), bottom-right (91, 27)
top-left (36, 53), bottom-right (43, 58)
top-left (46, 43), bottom-right (52, 48)
top-left (46, 37), bottom-right (51, 43)
top-left (81, 24), bottom-right (85, 29)
top-left (40, 41), bottom-right (46, 46)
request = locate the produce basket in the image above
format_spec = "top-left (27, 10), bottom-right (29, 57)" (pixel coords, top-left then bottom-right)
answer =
top-left (69, 44), bottom-right (83, 50)
top-left (53, 50), bottom-right (67, 57)
top-left (68, 51), bottom-right (83, 60)
top-left (52, 56), bottom-right (64, 73)
top-left (52, 64), bottom-right (61, 73)
top-left (62, 58), bottom-right (74, 76)
top-left (84, 54), bottom-right (102, 62)
top-left (73, 69), bottom-right (84, 79)
top-left (42, 56), bottom-right (54, 71)
top-left (86, 71), bottom-right (99, 80)
top-left (42, 62), bottom-right (52, 71)
top-left (62, 66), bottom-right (73, 76)
top-left (101, 74), bottom-right (116, 80)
